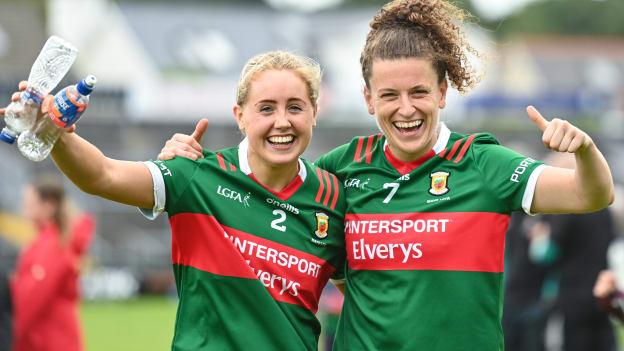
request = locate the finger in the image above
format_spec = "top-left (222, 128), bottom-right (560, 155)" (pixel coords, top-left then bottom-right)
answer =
top-left (157, 150), bottom-right (176, 161)
top-left (526, 106), bottom-right (549, 132)
top-left (172, 133), bottom-right (203, 155)
top-left (548, 119), bottom-right (566, 150)
top-left (167, 139), bottom-right (202, 157)
top-left (18, 81), bottom-right (27, 91)
top-left (0, 108), bottom-right (5, 117)
top-left (567, 134), bottom-right (585, 153)
top-left (190, 118), bottom-right (209, 143)
top-left (41, 95), bottom-right (54, 114)
top-left (67, 125), bottom-right (76, 133)
top-left (11, 92), bottom-right (21, 102)
top-left (559, 130), bottom-right (574, 152)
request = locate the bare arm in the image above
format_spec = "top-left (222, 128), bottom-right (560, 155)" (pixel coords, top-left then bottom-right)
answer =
top-left (527, 106), bottom-right (614, 214)
top-left (51, 132), bottom-right (154, 208)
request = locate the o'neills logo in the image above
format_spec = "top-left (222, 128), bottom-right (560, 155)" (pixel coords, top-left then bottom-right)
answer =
top-left (315, 212), bottom-right (329, 239)
top-left (217, 185), bottom-right (250, 207)
top-left (429, 171), bottom-right (450, 196)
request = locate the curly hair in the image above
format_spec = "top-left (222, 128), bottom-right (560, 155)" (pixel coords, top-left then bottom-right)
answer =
top-left (361, 0), bottom-right (482, 93)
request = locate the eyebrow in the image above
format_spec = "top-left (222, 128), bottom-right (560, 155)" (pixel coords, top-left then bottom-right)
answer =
top-left (255, 98), bottom-right (307, 105)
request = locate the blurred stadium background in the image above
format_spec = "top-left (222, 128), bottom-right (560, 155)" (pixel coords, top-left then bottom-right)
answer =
top-left (0, 0), bottom-right (623, 350)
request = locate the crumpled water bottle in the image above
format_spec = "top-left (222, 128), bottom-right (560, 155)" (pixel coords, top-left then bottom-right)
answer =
top-left (17, 75), bottom-right (97, 162)
top-left (0, 36), bottom-right (78, 144)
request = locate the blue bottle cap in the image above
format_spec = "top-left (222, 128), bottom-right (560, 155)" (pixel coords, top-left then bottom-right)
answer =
top-left (0, 130), bottom-right (16, 144)
top-left (76, 75), bottom-right (97, 96)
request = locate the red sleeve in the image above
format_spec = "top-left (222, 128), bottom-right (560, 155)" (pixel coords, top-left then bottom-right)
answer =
top-left (69, 213), bottom-right (95, 257)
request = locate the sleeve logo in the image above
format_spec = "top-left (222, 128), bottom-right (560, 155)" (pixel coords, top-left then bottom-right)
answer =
top-left (314, 212), bottom-right (329, 239)
top-left (429, 171), bottom-right (450, 196)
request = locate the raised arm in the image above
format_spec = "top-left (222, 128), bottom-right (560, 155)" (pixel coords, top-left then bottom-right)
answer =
top-left (51, 132), bottom-right (154, 208)
top-left (527, 106), bottom-right (614, 214)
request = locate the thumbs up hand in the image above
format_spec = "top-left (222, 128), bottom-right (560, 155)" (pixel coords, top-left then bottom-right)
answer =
top-left (527, 106), bottom-right (592, 153)
top-left (158, 118), bottom-right (208, 161)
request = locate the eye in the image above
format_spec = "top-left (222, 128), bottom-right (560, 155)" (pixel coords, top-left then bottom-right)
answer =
top-left (259, 105), bottom-right (274, 113)
top-left (410, 90), bottom-right (429, 98)
top-left (288, 104), bottom-right (303, 113)
top-left (380, 92), bottom-right (398, 100)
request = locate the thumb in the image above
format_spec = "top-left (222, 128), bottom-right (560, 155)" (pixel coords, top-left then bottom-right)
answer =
top-left (191, 118), bottom-right (209, 144)
top-left (526, 106), bottom-right (549, 132)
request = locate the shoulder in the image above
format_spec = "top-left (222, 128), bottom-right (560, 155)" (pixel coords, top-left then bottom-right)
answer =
top-left (317, 133), bottom-right (384, 170)
top-left (437, 132), bottom-right (499, 163)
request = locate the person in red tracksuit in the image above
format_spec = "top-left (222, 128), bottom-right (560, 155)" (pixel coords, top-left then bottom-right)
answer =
top-left (11, 175), bottom-right (94, 351)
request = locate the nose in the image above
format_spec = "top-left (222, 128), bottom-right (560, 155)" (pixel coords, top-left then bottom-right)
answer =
top-left (274, 109), bottom-right (292, 129)
top-left (397, 94), bottom-right (416, 117)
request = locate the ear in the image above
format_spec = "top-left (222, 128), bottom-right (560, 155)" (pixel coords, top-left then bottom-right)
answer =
top-left (438, 79), bottom-right (448, 109)
top-left (363, 85), bottom-right (375, 115)
top-left (233, 105), bottom-right (245, 134)
top-left (312, 105), bottom-right (318, 127)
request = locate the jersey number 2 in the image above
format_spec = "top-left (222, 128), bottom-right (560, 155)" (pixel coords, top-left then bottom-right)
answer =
top-left (271, 210), bottom-right (287, 232)
top-left (383, 182), bottom-right (400, 203)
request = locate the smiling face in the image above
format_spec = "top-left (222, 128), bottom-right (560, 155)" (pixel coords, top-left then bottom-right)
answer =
top-left (365, 58), bottom-right (448, 162)
top-left (234, 69), bottom-right (317, 169)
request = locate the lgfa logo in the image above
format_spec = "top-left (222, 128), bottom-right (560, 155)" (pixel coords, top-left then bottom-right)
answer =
top-left (314, 213), bottom-right (329, 239)
top-left (217, 185), bottom-right (250, 207)
top-left (429, 171), bottom-right (450, 196)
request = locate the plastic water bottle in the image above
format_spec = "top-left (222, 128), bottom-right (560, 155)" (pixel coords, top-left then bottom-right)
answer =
top-left (17, 75), bottom-right (97, 162)
top-left (0, 36), bottom-right (78, 144)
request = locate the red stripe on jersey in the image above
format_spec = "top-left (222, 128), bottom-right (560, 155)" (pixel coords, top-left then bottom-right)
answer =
top-left (344, 212), bottom-right (509, 272)
top-left (315, 168), bottom-right (325, 203)
top-left (170, 213), bottom-right (335, 313)
top-left (229, 163), bottom-right (237, 172)
top-left (453, 134), bottom-right (476, 163)
top-left (444, 139), bottom-right (464, 161)
top-left (322, 171), bottom-right (332, 206)
top-left (438, 148), bottom-right (447, 158)
top-left (247, 174), bottom-right (303, 201)
top-left (330, 174), bottom-right (340, 210)
top-left (384, 145), bottom-right (436, 175)
top-left (364, 135), bottom-right (375, 164)
top-left (216, 153), bottom-right (227, 170)
top-left (354, 137), bottom-right (365, 162)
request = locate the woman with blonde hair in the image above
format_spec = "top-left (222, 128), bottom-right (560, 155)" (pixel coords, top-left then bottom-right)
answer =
top-left (3, 51), bottom-right (347, 350)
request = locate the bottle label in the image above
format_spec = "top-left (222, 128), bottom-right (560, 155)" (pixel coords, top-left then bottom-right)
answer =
top-left (48, 88), bottom-right (88, 128)
top-left (21, 88), bottom-right (44, 105)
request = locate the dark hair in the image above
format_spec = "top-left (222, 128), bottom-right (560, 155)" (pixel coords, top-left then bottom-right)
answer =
top-left (31, 175), bottom-right (70, 238)
top-left (361, 0), bottom-right (481, 93)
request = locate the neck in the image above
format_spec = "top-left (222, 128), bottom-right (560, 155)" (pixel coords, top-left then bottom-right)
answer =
top-left (388, 123), bottom-right (442, 162)
top-left (247, 152), bottom-right (299, 193)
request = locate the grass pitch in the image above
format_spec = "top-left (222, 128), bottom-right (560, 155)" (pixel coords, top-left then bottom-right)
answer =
top-left (81, 296), bottom-right (177, 351)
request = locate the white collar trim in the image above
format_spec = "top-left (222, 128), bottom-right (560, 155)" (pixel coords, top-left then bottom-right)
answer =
top-left (237, 137), bottom-right (307, 181)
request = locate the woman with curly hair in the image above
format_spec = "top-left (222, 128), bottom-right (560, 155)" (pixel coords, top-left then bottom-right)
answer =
top-left (127, 0), bottom-right (615, 349)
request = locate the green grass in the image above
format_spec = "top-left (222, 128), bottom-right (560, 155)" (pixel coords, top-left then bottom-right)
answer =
top-left (81, 296), bottom-right (178, 351)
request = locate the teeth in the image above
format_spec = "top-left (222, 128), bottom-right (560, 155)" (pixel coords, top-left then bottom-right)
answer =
top-left (268, 135), bottom-right (294, 144)
top-left (394, 120), bottom-right (423, 129)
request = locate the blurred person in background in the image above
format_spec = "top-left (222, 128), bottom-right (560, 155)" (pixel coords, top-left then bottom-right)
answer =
top-left (503, 212), bottom-right (557, 351)
top-left (10, 174), bottom-right (95, 351)
top-left (159, 0), bottom-right (614, 349)
top-left (2, 51), bottom-right (347, 350)
top-left (594, 270), bottom-right (624, 324)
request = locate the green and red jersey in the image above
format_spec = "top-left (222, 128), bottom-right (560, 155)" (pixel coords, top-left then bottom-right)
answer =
top-left (315, 123), bottom-right (545, 351)
top-left (142, 138), bottom-right (346, 350)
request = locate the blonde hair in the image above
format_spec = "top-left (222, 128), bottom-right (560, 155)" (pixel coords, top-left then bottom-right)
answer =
top-left (236, 51), bottom-right (322, 107)
top-left (361, 0), bottom-right (482, 93)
